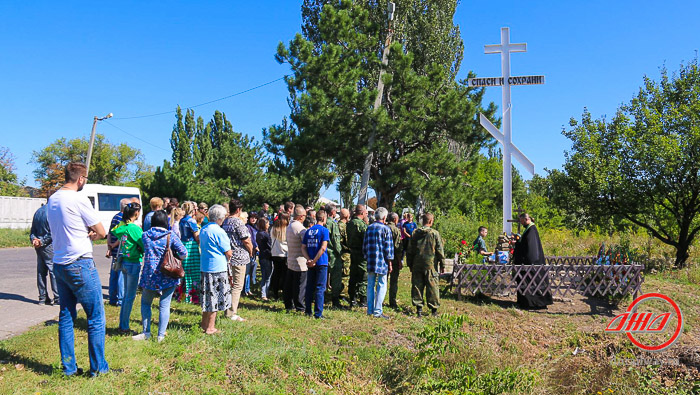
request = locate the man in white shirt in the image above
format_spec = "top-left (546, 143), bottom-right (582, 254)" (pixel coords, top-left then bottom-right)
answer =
top-left (47, 162), bottom-right (109, 377)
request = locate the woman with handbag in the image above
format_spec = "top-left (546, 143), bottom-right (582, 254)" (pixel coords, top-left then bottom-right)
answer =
top-left (133, 210), bottom-right (188, 342)
top-left (110, 202), bottom-right (145, 335)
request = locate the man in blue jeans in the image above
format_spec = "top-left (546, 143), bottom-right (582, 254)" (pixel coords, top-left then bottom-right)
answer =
top-left (302, 210), bottom-right (330, 319)
top-left (363, 207), bottom-right (394, 319)
top-left (47, 162), bottom-right (109, 377)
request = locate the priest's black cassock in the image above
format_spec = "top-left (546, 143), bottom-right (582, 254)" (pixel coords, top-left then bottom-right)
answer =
top-left (512, 224), bottom-right (553, 309)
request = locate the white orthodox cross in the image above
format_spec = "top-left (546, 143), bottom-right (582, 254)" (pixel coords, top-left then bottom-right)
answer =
top-left (471, 27), bottom-right (541, 234)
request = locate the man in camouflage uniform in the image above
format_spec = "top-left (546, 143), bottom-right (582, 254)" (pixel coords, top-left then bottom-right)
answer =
top-left (338, 208), bottom-right (351, 278)
top-left (406, 212), bottom-right (444, 317)
top-left (387, 212), bottom-right (402, 308)
top-left (323, 204), bottom-right (344, 308)
top-left (346, 204), bottom-right (368, 307)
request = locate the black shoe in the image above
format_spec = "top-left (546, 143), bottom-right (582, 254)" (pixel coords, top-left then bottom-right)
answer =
top-left (431, 309), bottom-right (439, 317)
top-left (416, 308), bottom-right (423, 318)
top-left (389, 302), bottom-right (398, 309)
top-left (45, 299), bottom-right (54, 306)
top-left (315, 315), bottom-right (327, 320)
top-left (64, 367), bottom-right (84, 377)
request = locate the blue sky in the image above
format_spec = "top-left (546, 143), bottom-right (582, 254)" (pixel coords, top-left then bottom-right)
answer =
top-left (1, 1), bottom-right (698, 202)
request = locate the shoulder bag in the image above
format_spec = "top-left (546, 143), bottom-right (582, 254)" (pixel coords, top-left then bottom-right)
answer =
top-left (160, 218), bottom-right (185, 278)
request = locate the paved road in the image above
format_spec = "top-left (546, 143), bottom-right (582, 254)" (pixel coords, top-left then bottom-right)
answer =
top-left (0, 247), bottom-right (112, 340)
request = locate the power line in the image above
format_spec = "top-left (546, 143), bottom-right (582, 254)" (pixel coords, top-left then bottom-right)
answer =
top-left (102, 120), bottom-right (171, 152)
top-left (112, 76), bottom-right (286, 120)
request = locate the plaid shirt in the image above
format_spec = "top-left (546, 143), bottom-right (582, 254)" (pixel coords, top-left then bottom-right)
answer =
top-left (362, 221), bottom-right (394, 275)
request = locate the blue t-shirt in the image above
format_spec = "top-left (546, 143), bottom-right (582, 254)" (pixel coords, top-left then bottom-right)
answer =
top-left (143, 211), bottom-right (155, 232)
top-left (302, 224), bottom-right (330, 266)
top-left (179, 215), bottom-right (199, 242)
top-left (199, 222), bottom-right (232, 273)
top-left (403, 221), bottom-right (417, 237)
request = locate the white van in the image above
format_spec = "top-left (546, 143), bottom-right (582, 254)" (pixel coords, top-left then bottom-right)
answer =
top-left (78, 184), bottom-right (143, 232)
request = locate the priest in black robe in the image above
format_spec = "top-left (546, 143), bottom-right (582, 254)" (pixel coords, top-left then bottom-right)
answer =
top-left (512, 213), bottom-right (553, 309)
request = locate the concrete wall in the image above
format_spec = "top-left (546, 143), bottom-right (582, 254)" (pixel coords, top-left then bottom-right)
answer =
top-left (0, 196), bottom-right (47, 229)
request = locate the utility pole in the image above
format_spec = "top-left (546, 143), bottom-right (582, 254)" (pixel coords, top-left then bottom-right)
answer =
top-left (86, 113), bottom-right (113, 177)
top-left (358, 2), bottom-right (395, 205)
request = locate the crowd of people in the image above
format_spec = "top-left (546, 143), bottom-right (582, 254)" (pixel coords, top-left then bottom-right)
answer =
top-left (29, 161), bottom-right (547, 377)
top-left (30, 162), bottom-right (448, 377)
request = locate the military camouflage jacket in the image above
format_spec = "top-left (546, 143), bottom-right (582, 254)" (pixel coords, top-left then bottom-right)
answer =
top-left (387, 222), bottom-right (401, 250)
top-left (407, 226), bottom-right (445, 272)
top-left (338, 220), bottom-right (350, 254)
top-left (347, 217), bottom-right (368, 253)
top-left (324, 218), bottom-right (343, 259)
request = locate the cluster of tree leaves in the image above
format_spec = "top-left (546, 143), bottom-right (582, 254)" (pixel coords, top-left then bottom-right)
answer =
top-left (0, 146), bottom-right (28, 197)
top-left (143, 107), bottom-right (324, 208)
top-left (268, 0), bottom-right (497, 209)
top-left (552, 60), bottom-right (700, 268)
top-left (30, 135), bottom-right (152, 197)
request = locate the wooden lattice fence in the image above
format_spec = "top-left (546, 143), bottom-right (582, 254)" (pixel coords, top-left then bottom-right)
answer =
top-left (451, 256), bottom-right (644, 300)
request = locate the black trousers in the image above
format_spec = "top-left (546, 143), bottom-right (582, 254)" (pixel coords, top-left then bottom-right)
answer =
top-left (284, 269), bottom-right (307, 311)
top-left (270, 257), bottom-right (287, 299)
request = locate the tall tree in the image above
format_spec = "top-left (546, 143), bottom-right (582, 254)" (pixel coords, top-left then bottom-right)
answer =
top-left (0, 146), bottom-right (27, 197)
top-left (558, 60), bottom-right (700, 267)
top-left (272, 0), bottom-right (494, 208)
top-left (31, 134), bottom-right (152, 195)
top-left (145, 108), bottom-right (288, 207)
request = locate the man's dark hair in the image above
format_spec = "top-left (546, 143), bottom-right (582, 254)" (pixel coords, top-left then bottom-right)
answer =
top-left (421, 212), bottom-right (434, 225)
top-left (64, 162), bottom-right (87, 183)
top-left (324, 203), bottom-right (336, 215)
top-left (151, 210), bottom-right (169, 229)
top-left (229, 199), bottom-right (244, 214)
top-left (284, 201), bottom-right (295, 212)
top-left (478, 226), bottom-right (487, 233)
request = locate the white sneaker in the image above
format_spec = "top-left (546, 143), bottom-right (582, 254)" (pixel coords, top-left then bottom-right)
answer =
top-left (132, 333), bottom-right (151, 341)
top-left (157, 336), bottom-right (165, 343)
top-left (229, 314), bottom-right (246, 322)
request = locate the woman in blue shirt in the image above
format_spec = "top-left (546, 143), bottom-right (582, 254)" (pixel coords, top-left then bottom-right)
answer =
top-left (199, 205), bottom-right (233, 335)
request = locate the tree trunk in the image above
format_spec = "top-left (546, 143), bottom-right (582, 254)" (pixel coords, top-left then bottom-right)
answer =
top-left (675, 239), bottom-right (691, 269)
top-left (377, 189), bottom-right (396, 212)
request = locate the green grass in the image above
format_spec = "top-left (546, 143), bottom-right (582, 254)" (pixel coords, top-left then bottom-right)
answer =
top-left (1, 266), bottom-right (699, 394)
top-left (0, 228), bottom-right (106, 248)
top-left (0, 228), bottom-right (31, 248)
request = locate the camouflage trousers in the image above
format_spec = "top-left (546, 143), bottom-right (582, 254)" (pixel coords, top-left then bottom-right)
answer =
top-left (328, 253), bottom-right (345, 300)
top-left (348, 252), bottom-right (367, 303)
top-left (411, 267), bottom-right (440, 310)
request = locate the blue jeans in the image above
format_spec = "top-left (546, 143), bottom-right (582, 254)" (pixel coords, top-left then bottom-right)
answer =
top-left (367, 272), bottom-right (388, 317)
top-left (305, 265), bottom-right (328, 318)
top-left (141, 287), bottom-right (175, 338)
top-left (259, 258), bottom-right (273, 298)
top-left (108, 257), bottom-right (124, 305)
top-left (119, 261), bottom-right (141, 331)
top-left (244, 256), bottom-right (257, 294)
top-left (54, 259), bottom-right (109, 376)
